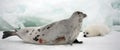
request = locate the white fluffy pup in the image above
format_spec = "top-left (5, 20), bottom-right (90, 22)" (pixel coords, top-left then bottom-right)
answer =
top-left (83, 24), bottom-right (110, 37)
top-left (2, 11), bottom-right (87, 45)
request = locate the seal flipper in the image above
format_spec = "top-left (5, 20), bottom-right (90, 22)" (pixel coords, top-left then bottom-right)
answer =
top-left (73, 39), bottom-right (83, 44)
top-left (2, 31), bottom-right (17, 39)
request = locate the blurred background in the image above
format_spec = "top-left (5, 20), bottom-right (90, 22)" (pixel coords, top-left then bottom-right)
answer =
top-left (0, 0), bottom-right (120, 31)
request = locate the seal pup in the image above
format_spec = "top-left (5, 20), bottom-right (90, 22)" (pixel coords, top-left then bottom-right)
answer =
top-left (83, 24), bottom-right (110, 37)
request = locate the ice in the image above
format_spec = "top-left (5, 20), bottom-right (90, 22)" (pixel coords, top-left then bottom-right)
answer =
top-left (0, 17), bottom-right (14, 31)
top-left (0, 31), bottom-right (120, 50)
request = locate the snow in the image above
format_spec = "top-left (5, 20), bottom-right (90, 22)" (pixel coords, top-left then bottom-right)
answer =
top-left (0, 31), bottom-right (120, 50)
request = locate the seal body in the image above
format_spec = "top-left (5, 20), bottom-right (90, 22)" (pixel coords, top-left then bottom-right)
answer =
top-left (2, 11), bottom-right (87, 45)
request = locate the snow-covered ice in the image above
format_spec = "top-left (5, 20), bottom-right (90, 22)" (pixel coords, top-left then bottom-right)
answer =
top-left (0, 31), bottom-right (120, 50)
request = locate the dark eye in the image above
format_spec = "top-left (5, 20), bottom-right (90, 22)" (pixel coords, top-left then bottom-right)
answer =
top-left (83, 32), bottom-right (85, 34)
top-left (86, 32), bottom-right (89, 34)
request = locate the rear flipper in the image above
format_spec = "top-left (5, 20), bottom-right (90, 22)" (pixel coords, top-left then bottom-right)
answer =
top-left (2, 31), bottom-right (17, 39)
top-left (73, 39), bottom-right (83, 44)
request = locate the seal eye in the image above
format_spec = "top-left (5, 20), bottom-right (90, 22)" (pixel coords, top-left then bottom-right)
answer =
top-left (76, 11), bottom-right (82, 14)
top-left (77, 12), bottom-right (80, 14)
top-left (86, 32), bottom-right (89, 34)
top-left (83, 32), bottom-right (85, 34)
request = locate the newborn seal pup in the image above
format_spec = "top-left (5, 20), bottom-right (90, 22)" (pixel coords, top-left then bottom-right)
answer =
top-left (2, 11), bottom-right (87, 45)
top-left (83, 24), bottom-right (110, 37)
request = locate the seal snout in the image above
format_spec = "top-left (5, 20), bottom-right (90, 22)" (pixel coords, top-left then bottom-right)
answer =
top-left (83, 14), bottom-right (87, 18)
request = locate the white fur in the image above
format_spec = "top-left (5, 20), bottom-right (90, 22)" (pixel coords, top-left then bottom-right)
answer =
top-left (83, 24), bottom-right (110, 37)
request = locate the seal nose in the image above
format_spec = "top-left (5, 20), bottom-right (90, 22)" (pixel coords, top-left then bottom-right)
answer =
top-left (83, 35), bottom-right (87, 37)
top-left (83, 14), bottom-right (87, 18)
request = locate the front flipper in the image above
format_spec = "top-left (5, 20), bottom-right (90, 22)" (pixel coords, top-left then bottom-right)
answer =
top-left (73, 39), bottom-right (83, 44)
